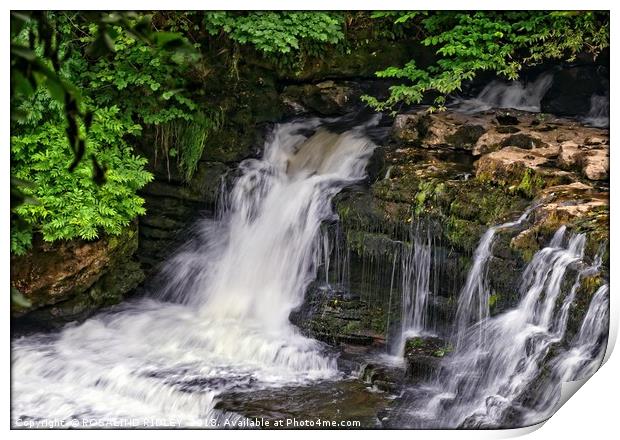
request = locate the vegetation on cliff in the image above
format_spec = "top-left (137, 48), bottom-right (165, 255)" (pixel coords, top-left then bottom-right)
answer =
top-left (364, 11), bottom-right (609, 111)
top-left (10, 11), bottom-right (610, 257)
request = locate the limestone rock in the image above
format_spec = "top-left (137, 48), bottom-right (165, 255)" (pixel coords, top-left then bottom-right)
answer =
top-left (584, 136), bottom-right (606, 146)
top-left (392, 113), bottom-right (430, 143)
top-left (558, 141), bottom-right (583, 169)
top-left (392, 111), bottom-right (488, 150)
top-left (582, 148), bottom-right (609, 181)
top-left (500, 133), bottom-right (546, 149)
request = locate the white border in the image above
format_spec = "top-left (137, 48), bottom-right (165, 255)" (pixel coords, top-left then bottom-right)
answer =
top-left (2, 2), bottom-right (617, 439)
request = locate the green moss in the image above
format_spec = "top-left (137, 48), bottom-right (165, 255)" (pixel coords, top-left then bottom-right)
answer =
top-left (433, 345), bottom-right (453, 358)
top-left (510, 231), bottom-right (539, 262)
top-left (445, 217), bottom-right (485, 252)
top-left (488, 293), bottom-right (499, 309)
top-left (513, 168), bottom-right (545, 198)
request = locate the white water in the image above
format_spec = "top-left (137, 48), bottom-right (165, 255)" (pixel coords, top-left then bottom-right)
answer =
top-left (453, 208), bottom-right (533, 347)
top-left (397, 225), bottom-right (608, 428)
top-left (12, 118), bottom-right (379, 427)
top-left (525, 282), bottom-right (609, 423)
top-left (583, 93), bottom-right (610, 128)
top-left (394, 225), bottom-right (433, 355)
top-left (454, 73), bottom-right (553, 113)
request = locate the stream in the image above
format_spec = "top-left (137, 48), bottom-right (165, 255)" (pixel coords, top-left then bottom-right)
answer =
top-left (11, 114), bottom-right (609, 429)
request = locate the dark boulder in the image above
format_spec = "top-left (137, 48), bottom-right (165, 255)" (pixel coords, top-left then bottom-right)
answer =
top-left (541, 65), bottom-right (609, 116)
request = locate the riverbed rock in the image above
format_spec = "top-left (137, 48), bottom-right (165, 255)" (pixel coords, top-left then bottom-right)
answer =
top-left (392, 111), bottom-right (488, 151)
top-left (558, 141), bottom-right (583, 169)
top-left (582, 148), bottom-right (609, 181)
top-left (11, 223), bottom-right (143, 324)
top-left (500, 133), bottom-right (546, 149)
top-left (361, 363), bottom-right (405, 393)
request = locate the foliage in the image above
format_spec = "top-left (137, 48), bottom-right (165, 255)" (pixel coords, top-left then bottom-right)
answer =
top-left (364, 11), bottom-right (610, 111)
top-left (176, 110), bottom-right (225, 182)
top-left (10, 12), bottom-right (207, 254)
top-left (203, 12), bottom-right (345, 69)
top-left (74, 17), bottom-right (201, 127)
top-left (11, 105), bottom-right (153, 254)
top-left (154, 108), bottom-right (225, 182)
top-left (10, 12), bottom-right (187, 177)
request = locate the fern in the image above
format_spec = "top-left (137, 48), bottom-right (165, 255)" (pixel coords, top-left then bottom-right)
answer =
top-left (11, 105), bottom-right (153, 251)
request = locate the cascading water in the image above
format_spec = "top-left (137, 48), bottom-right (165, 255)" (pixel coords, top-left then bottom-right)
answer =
top-left (454, 73), bottom-right (553, 113)
top-left (11, 117), bottom-right (379, 427)
top-left (392, 224), bottom-right (433, 355)
top-left (583, 93), bottom-right (610, 128)
top-left (386, 224), bottom-right (608, 428)
top-left (453, 208), bottom-right (533, 347)
top-left (524, 283), bottom-right (609, 423)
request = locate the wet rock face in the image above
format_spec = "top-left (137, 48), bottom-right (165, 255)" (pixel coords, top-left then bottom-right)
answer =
top-left (280, 81), bottom-right (361, 116)
top-left (137, 160), bottom-right (232, 272)
top-left (404, 336), bottom-right (450, 383)
top-left (289, 285), bottom-right (386, 346)
top-left (315, 106), bottom-right (608, 353)
top-left (541, 64), bottom-right (609, 116)
top-left (215, 379), bottom-right (391, 428)
top-left (11, 224), bottom-right (143, 325)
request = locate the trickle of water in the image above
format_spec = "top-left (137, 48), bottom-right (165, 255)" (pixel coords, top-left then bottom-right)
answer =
top-left (12, 117), bottom-right (380, 427)
top-left (393, 224), bottom-right (433, 355)
top-left (454, 73), bottom-right (553, 113)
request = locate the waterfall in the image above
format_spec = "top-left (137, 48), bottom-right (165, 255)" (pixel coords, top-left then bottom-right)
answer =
top-left (454, 73), bottom-right (553, 113)
top-left (393, 224), bottom-right (433, 355)
top-left (391, 225), bottom-right (607, 428)
top-left (524, 283), bottom-right (609, 423)
top-left (11, 117), bottom-right (379, 427)
top-left (583, 93), bottom-right (610, 128)
top-left (453, 208), bottom-right (533, 347)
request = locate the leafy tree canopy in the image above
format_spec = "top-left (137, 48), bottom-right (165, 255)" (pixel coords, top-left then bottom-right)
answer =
top-left (363, 11), bottom-right (610, 112)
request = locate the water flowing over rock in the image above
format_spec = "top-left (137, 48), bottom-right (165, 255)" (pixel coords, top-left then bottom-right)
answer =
top-left (383, 226), bottom-right (608, 428)
top-left (453, 208), bottom-right (532, 348)
top-left (11, 117), bottom-right (381, 427)
top-left (455, 73), bottom-right (553, 113)
top-left (11, 97), bottom-right (609, 428)
top-left (396, 224), bottom-right (433, 354)
top-left (583, 93), bottom-right (610, 128)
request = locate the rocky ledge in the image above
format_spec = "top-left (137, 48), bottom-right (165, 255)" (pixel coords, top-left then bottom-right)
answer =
top-left (11, 223), bottom-right (143, 327)
top-left (297, 106), bottom-right (608, 352)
